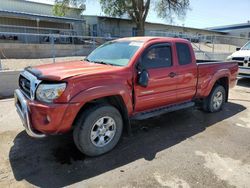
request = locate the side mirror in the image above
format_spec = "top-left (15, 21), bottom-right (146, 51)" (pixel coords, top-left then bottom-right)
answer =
top-left (138, 70), bottom-right (149, 87)
top-left (236, 47), bottom-right (241, 51)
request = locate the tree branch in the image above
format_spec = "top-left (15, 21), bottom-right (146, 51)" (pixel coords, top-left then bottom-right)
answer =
top-left (143, 0), bottom-right (150, 21)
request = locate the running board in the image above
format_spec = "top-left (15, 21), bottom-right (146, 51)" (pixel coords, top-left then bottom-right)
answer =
top-left (131, 101), bottom-right (195, 120)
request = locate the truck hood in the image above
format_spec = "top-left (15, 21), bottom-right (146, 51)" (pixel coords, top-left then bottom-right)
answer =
top-left (230, 50), bottom-right (250, 58)
top-left (26, 61), bottom-right (122, 81)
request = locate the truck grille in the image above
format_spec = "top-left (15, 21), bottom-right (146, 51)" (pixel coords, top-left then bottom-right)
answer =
top-left (238, 62), bottom-right (244, 66)
top-left (19, 75), bottom-right (31, 98)
top-left (232, 57), bottom-right (250, 68)
top-left (232, 57), bottom-right (244, 61)
top-left (18, 71), bottom-right (42, 100)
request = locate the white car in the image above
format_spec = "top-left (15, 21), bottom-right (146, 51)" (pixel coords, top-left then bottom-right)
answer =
top-left (227, 41), bottom-right (250, 78)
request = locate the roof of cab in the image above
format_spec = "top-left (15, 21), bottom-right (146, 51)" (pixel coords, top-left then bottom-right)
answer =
top-left (115, 36), bottom-right (189, 43)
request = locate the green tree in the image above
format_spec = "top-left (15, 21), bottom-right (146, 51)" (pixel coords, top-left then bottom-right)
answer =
top-left (53, 0), bottom-right (190, 36)
top-left (53, 0), bottom-right (85, 17)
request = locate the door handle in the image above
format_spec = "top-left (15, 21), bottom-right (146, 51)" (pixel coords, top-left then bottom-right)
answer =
top-left (168, 72), bottom-right (177, 78)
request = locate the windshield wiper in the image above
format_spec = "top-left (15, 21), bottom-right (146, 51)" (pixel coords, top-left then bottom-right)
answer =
top-left (83, 58), bottom-right (114, 66)
top-left (93, 61), bottom-right (113, 65)
top-left (83, 57), bottom-right (90, 62)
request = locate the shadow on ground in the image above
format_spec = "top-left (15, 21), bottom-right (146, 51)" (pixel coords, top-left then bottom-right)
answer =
top-left (9, 102), bottom-right (246, 188)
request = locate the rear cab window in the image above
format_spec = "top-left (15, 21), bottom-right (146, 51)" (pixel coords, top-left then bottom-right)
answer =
top-left (176, 43), bottom-right (192, 65)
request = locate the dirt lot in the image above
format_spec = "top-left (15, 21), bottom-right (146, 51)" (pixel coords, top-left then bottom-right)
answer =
top-left (0, 79), bottom-right (250, 188)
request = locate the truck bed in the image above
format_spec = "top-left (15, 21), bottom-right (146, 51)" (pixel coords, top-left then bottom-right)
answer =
top-left (195, 61), bottom-right (238, 98)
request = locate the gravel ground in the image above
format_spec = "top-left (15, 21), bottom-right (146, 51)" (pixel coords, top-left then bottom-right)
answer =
top-left (0, 79), bottom-right (250, 188)
top-left (0, 56), bottom-right (84, 71)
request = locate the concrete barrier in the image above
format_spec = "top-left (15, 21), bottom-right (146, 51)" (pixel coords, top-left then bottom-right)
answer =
top-left (195, 52), bottom-right (231, 61)
top-left (0, 43), bottom-right (96, 98)
top-left (0, 43), bottom-right (94, 59)
top-left (0, 70), bottom-right (20, 98)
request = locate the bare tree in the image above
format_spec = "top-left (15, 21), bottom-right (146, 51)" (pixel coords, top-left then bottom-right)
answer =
top-left (53, 0), bottom-right (190, 36)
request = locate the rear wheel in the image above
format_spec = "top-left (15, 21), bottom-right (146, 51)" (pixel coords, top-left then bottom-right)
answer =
top-left (203, 85), bottom-right (226, 113)
top-left (73, 104), bottom-right (123, 156)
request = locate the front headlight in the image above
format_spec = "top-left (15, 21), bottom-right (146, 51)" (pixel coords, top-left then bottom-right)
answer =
top-left (36, 83), bottom-right (66, 103)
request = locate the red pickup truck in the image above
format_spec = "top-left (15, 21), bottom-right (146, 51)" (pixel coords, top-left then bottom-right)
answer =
top-left (15, 37), bottom-right (238, 156)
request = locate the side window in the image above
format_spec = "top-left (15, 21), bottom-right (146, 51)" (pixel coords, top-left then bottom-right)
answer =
top-left (142, 45), bottom-right (172, 69)
top-left (176, 43), bottom-right (192, 65)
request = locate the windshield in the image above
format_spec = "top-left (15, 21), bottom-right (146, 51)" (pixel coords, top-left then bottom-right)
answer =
top-left (86, 41), bottom-right (143, 66)
top-left (242, 41), bottom-right (250, 50)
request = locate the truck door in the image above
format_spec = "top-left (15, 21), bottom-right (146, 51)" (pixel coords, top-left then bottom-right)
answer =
top-left (175, 42), bottom-right (197, 102)
top-left (134, 43), bottom-right (178, 112)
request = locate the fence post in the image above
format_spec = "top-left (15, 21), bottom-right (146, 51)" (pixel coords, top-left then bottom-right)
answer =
top-left (0, 54), bottom-right (2, 70)
top-left (51, 34), bottom-right (55, 63)
top-left (93, 37), bottom-right (96, 50)
top-left (24, 28), bottom-right (28, 44)
top-left (212, 35), bottom-right (215, 54)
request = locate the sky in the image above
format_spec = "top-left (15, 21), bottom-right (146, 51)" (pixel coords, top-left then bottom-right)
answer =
top-left (31, 0), bottom-right (250, 29)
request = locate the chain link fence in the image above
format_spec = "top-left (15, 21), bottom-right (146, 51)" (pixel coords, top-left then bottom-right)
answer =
top-left (147, 30), bottom-right (250, 60)
top-left (0, 30), bottom-right (249, 71)
top-left (0, 31), bottom-right (116, 70)
top-left (0, 29), bottom-right (249, 98)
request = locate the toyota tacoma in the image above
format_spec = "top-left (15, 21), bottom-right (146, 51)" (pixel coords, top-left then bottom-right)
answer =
top-left (15, 37), bottom-right (238, 156)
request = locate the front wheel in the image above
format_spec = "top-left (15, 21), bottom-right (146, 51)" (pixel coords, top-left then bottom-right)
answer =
top-left (73, 104), bottom-right (123, 156)
top-left (203, 85), bottom-right (226, 113)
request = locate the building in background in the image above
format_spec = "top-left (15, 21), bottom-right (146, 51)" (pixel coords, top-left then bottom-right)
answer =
top-left (0, 0), bottom-right (85, 43)
top-left (83, 15), bottom-right (226, 40)
top-left (208, 22), bottom-right (250, 39)
top-left (0, 0), bottom-right (249, 48)
top-left (0, 0), bottom-right (249, 60)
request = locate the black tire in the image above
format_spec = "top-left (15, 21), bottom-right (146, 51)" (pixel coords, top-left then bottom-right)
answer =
top-left (203, 85), bottom-right (226, 113)
top-left (73, 104), bottom-right (123, 156)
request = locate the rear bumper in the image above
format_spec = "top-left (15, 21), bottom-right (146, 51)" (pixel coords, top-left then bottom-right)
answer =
top-left (14, 89), bottom-right (81, 138)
